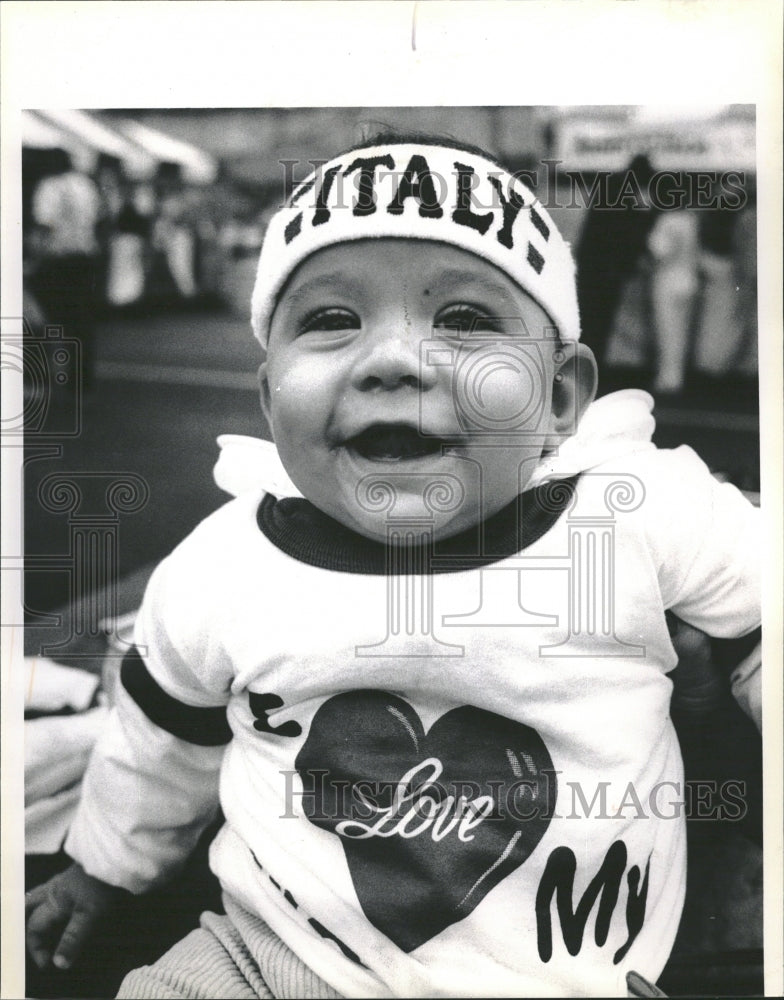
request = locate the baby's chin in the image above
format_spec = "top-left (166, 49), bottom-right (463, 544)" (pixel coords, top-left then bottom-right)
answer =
top-left (345, 506), bottom-right (469, 546)
top-left (335, 485), bottom-right (522, 546)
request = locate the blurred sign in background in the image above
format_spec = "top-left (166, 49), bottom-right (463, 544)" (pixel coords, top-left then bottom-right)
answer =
top-left (552, 105), bottom-right (755, 172)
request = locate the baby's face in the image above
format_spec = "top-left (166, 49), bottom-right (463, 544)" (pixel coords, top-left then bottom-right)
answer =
top-left (261, 239), bottom-right (588, 543)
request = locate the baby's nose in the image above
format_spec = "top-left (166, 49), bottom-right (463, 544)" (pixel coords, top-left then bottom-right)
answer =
top-left (351, 322), bottom-right (434, 392)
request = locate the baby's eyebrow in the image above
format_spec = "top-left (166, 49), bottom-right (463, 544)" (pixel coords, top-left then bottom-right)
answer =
top-left (281, 266), bottom-right (520, 312)
top-left (283, 271), bottom-right (365, 308)
top-left (428, 268), bottom-right (517, 305)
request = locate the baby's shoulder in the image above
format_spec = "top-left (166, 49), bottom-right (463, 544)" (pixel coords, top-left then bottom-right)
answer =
top-left (572, 443), bottom-right (757, 555)
top-left (153, 490), bottom-right (269, 590)
top-left (137, 491), bottom-right (275, 652)
top-left (575, 443), bottom-right (720, 512)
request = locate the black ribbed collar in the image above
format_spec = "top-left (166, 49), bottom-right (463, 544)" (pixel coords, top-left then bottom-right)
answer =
top-left (256, 477), bottom-right (577, 575)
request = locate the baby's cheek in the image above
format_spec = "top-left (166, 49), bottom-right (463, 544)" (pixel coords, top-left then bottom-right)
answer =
top-left (270, 365), bottom-right (330, 427)
top-left (455, 350), bottom-right (549, 434)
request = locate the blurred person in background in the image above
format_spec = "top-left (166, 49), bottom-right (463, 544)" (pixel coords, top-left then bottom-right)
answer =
top-left (691, 191), bottom-right (742, 382)
top-left (730, 179), bottom-right (758, 379)
top-left (152, 166), bottom-right (199, 302)
top-left (216, 198), bottom-right (267, 316)
top-left (30, 148), bottom-right (102, 388)
top-left (106, 181), bottom-right (155, 310)
top-left (575, 154), bottom-right (658, 369)
top-left (647, 208), bottom-right (700, 396)
top-left (94, 154), bottom-right (125, 290)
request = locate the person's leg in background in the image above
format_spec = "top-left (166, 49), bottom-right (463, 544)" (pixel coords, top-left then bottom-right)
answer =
top-left (692, 251), bottom-right (738, 380)
top-left (651, 276), bottom-right (695, 395)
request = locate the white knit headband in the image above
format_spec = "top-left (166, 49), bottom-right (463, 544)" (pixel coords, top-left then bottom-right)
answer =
top-left (251, 143), bottom-right (581, 348)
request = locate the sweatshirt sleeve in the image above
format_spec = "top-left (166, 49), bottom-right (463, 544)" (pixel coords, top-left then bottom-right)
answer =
top-left (640, 446), bottom-right (760, 639)
top-left (65, 544), bottom-right (236, 893)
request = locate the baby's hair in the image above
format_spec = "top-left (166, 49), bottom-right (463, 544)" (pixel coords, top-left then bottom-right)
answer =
top-left (335, 125), bottom-right (514, 178)
top-left (285, 127), bottom-right (516, 213)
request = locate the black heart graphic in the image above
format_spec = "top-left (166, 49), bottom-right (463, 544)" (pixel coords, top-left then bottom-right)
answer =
top-left (295, 690), bottom-right (555, 952)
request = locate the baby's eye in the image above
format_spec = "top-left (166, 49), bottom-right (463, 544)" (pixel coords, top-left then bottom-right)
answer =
top-left (433, 304), bottom-right (505, 336)
top-left (299, 307), bottom-right (360, 335)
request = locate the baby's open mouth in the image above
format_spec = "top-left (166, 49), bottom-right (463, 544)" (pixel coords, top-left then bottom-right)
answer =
top-left (346, 424), bottom-right (445, 462)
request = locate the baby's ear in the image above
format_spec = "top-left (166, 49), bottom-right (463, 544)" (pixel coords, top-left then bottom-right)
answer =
top-left (543, 342), bottom-right (597, 449)
top-left (257, 362), bottom-right (272, 426)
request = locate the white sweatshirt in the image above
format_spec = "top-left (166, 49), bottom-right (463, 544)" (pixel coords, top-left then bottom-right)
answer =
top-left (66, 391), bottom-right (760, 998)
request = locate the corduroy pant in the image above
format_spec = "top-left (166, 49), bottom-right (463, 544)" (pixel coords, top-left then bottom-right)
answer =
top-left (116, 895), bottom-right (342, 1000)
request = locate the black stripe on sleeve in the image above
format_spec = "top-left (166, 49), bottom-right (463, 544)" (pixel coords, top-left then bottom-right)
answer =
top-left (120, 646), bottom-right (232, 746)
